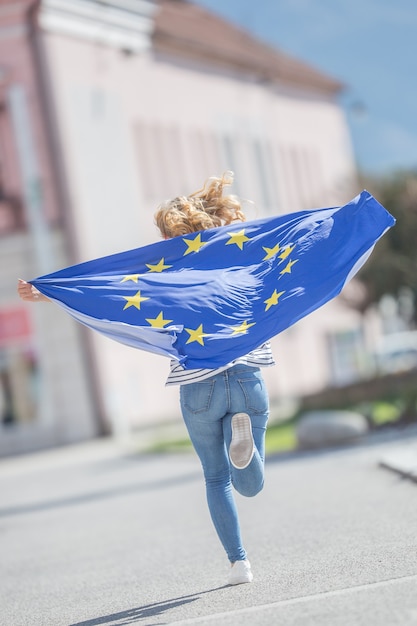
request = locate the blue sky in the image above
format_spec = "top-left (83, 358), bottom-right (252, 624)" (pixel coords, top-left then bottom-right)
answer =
top-left (192, 0), bottom-right (417, 176)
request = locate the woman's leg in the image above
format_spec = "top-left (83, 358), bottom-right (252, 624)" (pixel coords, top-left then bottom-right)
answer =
top-left (223, 410), bottom-right (268, 496)
top-left (180, 377), bottom-right (247, 563)
top-left (224, 366), bottom-right (269, 497)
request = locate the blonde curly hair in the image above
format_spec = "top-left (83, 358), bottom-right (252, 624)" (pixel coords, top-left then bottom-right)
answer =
top-left (154, 171), bottom-right (245, 239)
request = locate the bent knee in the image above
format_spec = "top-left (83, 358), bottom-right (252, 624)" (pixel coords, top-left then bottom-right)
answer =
top-left (236, 479), bottom-right (264, 498)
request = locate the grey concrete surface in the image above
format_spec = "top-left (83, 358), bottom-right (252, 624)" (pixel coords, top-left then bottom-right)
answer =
top-left (379, 447), bottom-right (417, 482)
top-left (1, 431), bottom-right (417, 626)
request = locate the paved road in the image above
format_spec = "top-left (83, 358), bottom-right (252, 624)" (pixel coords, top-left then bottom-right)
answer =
top-left (1, 431), bottom-right (417, 626)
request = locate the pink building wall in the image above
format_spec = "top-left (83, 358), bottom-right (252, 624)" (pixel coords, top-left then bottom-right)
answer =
top-left (0, 0), bottom-right (371, 452)
top-left (0, 0), bottom-right (60, 227)
top-left (0, 1), bottom-right (100, 455)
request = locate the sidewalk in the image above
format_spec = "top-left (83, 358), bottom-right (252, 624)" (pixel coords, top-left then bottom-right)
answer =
top-left (1, 428), bottom-right (417, 625)
top-left (378, 438), bottom-right (417, 483)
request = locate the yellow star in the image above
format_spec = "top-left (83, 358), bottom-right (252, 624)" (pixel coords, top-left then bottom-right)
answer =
top-left (183, 233), bottom-right (205, 256)
top-left (145, 311), bottom-right (173, 328)
top-left (263, 243), bottom-right (280, 260)
top-left (280, 259), bottom-right (298, 275)
top-left (123, 290), bottom-right (150, 311)
top-left (264, 289), bottom-right (285, 311)
top-left (279, 245), bottom-right (295, 260)
top-left (226, 229), bottom-right (250, 250)
top-left (185, 323), bottom-right (208, 345)
top-left (121, 274), bottom-right (141, 283)
top-left (231, 320), bottom-right (256, 335)
top-left (146, 258), bottom-right (173, 272)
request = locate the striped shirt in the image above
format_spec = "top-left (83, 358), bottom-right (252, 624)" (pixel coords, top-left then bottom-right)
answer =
top-left (165, 342), bottom-right (275, 386)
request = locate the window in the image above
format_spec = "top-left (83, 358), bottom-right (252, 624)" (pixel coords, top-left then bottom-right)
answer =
top-left (327, 328), bottom-right (367, 386)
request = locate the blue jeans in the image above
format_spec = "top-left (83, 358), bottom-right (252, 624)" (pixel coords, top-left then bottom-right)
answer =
top-left (180, 364), bottom-right (269, 562)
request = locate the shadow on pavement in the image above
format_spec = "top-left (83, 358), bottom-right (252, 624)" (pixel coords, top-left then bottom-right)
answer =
top-left (68, 587), bottom-right (227, 625)
top-left (0, 470), bottom-right (201, 518)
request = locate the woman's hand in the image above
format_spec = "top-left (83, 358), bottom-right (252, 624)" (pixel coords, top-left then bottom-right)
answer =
top-left (17, 279), bottom-right (50, 302)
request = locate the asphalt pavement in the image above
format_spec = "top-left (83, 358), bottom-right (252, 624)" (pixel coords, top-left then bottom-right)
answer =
top-left (1, 428), bottom-right (417, 626)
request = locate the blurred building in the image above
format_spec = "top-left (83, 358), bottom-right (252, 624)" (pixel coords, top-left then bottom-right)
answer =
top-left (0, 0), bottom-right (368, 455)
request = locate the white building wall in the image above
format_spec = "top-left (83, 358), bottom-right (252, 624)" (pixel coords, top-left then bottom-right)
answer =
top-left (38, 18), bottom-right (359, 430)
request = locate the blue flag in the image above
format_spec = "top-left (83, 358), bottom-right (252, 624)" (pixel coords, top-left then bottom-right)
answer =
top-left (31, 190), bottom-right (395, 369)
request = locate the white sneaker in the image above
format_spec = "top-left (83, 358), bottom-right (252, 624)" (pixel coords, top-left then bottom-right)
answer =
top-left (228, 559), bottom-right (254, 585)
top-left (229, 413), bottom-right (255, 469)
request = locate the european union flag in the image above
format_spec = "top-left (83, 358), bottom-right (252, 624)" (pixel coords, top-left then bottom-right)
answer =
top-left (31, 191), bottom-right (395, 369)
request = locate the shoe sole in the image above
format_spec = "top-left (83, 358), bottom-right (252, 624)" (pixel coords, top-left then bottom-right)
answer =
top-left (228, 573), bottom-right (254, 585)
top-left (229, 413), bottom-right (255, 469)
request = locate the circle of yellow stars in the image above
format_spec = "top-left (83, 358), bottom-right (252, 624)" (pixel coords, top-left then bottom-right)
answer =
top-left (118, 229), bottom-right (299, 346)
